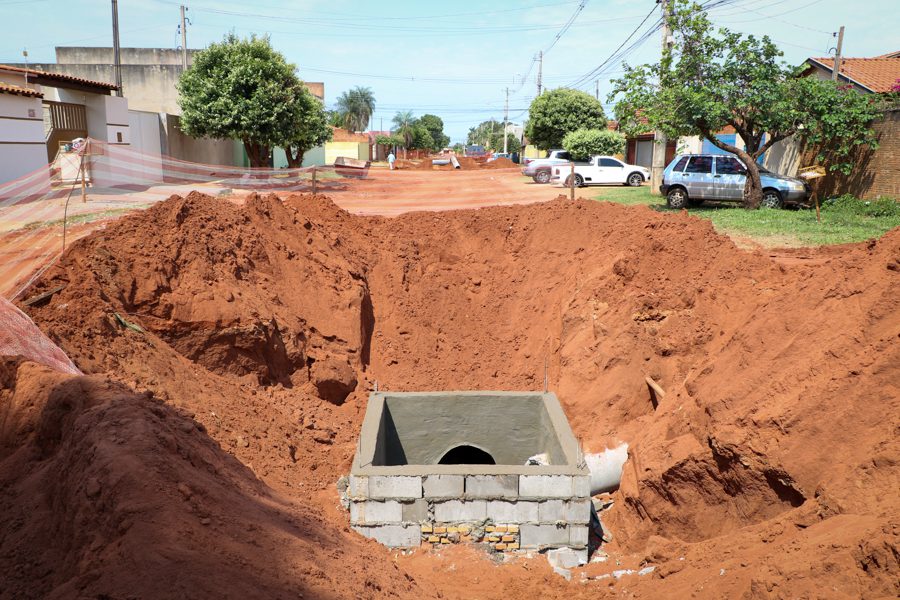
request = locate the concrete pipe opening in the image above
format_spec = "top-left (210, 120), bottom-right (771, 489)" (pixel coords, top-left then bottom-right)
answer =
top-left (438, 444), bottom-right (497, 465)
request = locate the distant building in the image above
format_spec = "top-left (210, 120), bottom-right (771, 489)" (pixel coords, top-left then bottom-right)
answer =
top-left (13, 47), bottom-right (325, 115)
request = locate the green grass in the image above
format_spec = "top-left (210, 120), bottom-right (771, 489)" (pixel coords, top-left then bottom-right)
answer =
top-left (22, 206), bottom-right (150, 232)
top-left (592, 186), bottom-right (900, 247)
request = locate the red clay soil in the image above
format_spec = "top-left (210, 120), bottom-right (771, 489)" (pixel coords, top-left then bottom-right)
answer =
top-left (480, 156), bottom-right (517, 169)
top-left (4, 191), bottom-right (899, 598)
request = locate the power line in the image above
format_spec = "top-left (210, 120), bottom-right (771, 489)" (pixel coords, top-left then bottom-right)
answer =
top-left (544, 0), bottom-right (588, 54)
top-left (715, 0), bottom-right (833, 35)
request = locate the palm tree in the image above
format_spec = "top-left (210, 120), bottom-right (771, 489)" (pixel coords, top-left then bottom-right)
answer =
top-left (392, 110), bottom-right (415, 157)
top-left (335, 86), bottom-right (375, 132)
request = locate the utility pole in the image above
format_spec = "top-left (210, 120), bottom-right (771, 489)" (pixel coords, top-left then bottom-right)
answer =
top-left (595, 79), bottom-right (599, 100)
top-left (832, 26), bottom-right (845, 81)
top-left (537, 50), bottom-right (543, 96)
top-left (111, 0), bottom-right (122, 96)
top-left (503, 87), bottom-right (509, 154)
top-left (650, 0), bottom-right (674, 196)
top-left (180, 5), bottom-right (189, 71)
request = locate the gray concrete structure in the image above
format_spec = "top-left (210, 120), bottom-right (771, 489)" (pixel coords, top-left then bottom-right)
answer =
top-left (349, 392), bottom-right (590, 558)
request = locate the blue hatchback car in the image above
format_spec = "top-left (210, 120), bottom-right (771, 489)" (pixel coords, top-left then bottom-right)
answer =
top-left (660, 154), bottom-right (810, 209)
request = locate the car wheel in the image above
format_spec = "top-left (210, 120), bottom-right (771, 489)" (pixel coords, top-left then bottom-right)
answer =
top-left (533, 170), bottom-right (551, 184)
top-left (565, 174), bottom-right (585, 187)
top-left (666, 187), bottom-right (689, 209)
top-left (761, 189), bottom-right (784, 209)
top-left (627, 172), bottom-right (644, 187)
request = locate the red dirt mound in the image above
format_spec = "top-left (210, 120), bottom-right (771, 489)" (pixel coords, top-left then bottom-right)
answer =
top-left (481, 156), bottom-right (517, 168)
top-left (16, 191), bottom-right (900, 598)
top-left (0, 357), bottom-right (424, 599)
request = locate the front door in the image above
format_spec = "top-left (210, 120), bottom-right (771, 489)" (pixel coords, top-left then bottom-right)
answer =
top-left (681, 155), bottom-right (714, 199)
top-left (597, 157), bottom-right (625, 183)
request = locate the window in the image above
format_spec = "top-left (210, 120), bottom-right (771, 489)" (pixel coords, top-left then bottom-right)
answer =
top-left (599, 158), bottom-right (623, 167)
top-left (672, 156), bottom-right (689, 172)
top-left (555, 151), bottom-right (571, 161)
top-left (684, 156), bottom-right (713, 174)
top-left (716, 156), bottom-right (746, 175)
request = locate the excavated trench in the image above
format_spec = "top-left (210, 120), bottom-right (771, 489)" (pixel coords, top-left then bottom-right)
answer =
top-left (6, 190), bottom-right (898, 598)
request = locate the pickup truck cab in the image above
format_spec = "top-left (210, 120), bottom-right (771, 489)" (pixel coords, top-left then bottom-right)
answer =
top-left (550, 156), bottom-right (649, 187)
top-left (521, 150), bottom-right (575, 183)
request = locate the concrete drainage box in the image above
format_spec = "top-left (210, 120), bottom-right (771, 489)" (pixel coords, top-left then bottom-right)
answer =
top-left (348, 391), bottom-right (590, 559)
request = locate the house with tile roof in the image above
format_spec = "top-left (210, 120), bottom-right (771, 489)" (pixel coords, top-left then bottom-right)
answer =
top-left (803, 51), bottom-right (900, 95)
top-left (0, 64), bottom-right (128, 185)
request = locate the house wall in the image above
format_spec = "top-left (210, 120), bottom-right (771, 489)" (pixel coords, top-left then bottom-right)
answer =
top-left (800, 108), bottom-right (900, 200)
top-left (325, 142), bottom-right (367, 164)
top-left (0, 88), bottom-right (50, 187)
top-left (160, 113), bottom-right (244, 167)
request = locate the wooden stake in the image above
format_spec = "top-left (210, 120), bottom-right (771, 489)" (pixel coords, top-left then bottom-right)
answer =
top-left (570, 161), bottom-right (575, 201)
top-left (80, 160), bottom-right (87, 203)
top-left (311, 166), bottom-right (317, 195)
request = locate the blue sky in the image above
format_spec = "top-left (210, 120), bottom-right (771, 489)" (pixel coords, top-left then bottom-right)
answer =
top-left (1, 0), bottom-right (898, 142)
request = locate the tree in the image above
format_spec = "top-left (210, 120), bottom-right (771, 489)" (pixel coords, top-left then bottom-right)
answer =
top-left (419, 114), bottom-right (450, 150)
top-left (283, 92), bottom-right (332, 168)
top-left (562, 128), bottom-right (626, 160)
top-left (392, 111), bottom-right (416, 154)
top-left (609, 0), bottom-right (882, 208)
top-left (524, 89), bottom-right (606, 151)
top-left (410, 122), bottom-right (435, 151)
top-left (178, 34), bottom-right (317, 167)
top-left (467, 120), bottom-right (519, 153)
top-left (335, 86), bottom-right (376, 132)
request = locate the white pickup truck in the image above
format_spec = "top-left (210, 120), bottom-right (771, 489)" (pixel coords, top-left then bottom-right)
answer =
top-left (521, 150), bottom-right (579, 184)
top-left (550, 155), bottom-right (650, 187)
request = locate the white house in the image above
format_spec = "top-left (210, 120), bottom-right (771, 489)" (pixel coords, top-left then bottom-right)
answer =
top-left (0, 65), bottom-right (128, 188)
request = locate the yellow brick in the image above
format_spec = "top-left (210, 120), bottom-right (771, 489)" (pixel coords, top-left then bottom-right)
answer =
top-left (494, 525), bottom-right (508, 533)
top-left (421, 524), bottom-right (433, 533)
top-left (507, 542), bottom-right (519, 550)
top-left (447, 526), bottom-right (459, 533)
top-left (487, 536), bottom-right (500, 542)
top-left (495, 543), bottom-right (507, 550)
top-left (460, 535), bottom-right (473, 542)
top-left (501, 535), bottom-right (516, 542)
top-left (458, 525), bottom-right (471, 535)
top-left (433, 527), bottom-right (447, 534)
top-left (427, 536), bottom-right (440, 543)
top-left (485, 525), bottom-right (496, 532)
top-left (440, 538), bottom-right (451, 544)
top-left (507, 525), bottom-right (519, 533)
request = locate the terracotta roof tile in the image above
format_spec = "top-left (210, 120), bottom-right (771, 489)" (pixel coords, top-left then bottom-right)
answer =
top-left (0, 64), bottom-right (117, 91)
top-left (809, 55), bottom-right (900, 93)
top-left (0, 83), bottom-right (43, 98)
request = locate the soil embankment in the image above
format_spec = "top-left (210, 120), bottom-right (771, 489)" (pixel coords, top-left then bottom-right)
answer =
top-left (3, 191), bottom-right (898, 598)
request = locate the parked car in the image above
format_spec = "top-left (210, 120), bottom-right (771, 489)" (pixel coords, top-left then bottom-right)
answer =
top-left (521, 149), bottom-right (576, 183)
top-left (660, 154), bottom-right (810, 209)
top-left (550, 155), bottom-right (650, 187)
top-left (466, 144), bottom-right (488, 157)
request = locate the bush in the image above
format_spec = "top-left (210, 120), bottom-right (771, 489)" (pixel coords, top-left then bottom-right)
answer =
top-left (525, 89), bottom-right (606, 150)
top-left (562, 128), bottom-right (626, 160)
top-left (822, 194), bottom-right (900, 217)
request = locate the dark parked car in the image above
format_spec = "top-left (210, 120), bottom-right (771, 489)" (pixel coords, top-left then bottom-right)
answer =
top-left (660, 154), bottom-right (810, 209)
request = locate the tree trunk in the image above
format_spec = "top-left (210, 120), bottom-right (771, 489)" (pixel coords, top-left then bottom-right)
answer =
top-left (734, 149), bottom-right (763, 209)
top-left (284, 145), bottom-right (307, 169)
top-left (243, 139), bottom-right (271, 168)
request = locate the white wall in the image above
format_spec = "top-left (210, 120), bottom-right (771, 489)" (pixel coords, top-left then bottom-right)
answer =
top-left (0, 90), bottom-right (50, 187)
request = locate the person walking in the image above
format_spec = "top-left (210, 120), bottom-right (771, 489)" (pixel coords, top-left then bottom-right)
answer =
top-left (387, 151), bottom-right (396, 170)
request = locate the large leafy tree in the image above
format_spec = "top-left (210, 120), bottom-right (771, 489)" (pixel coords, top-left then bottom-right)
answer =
top-left (419, 114), bottom-right (450, 151)
top-left (563, 128), bottom-right (626, 160)
top-left (524, 89), bottom-right (606, 151)
top-left (610, 0), bottom-right (882, 208)
top-left (335, 86), bottom-right (376, 132)
top-left (177, 34), bottom-right (330, 168)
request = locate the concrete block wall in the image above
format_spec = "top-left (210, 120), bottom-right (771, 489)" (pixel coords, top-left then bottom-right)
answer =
top-left (348, 472), bottom-right (590, 552)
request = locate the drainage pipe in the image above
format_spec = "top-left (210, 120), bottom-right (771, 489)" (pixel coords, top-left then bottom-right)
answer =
top-left (584, 443), bottom-right (629, 495)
